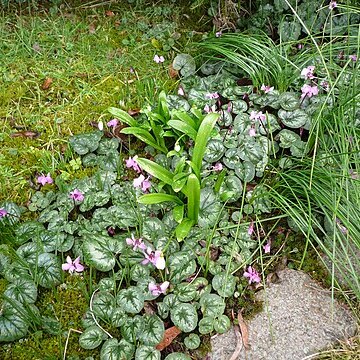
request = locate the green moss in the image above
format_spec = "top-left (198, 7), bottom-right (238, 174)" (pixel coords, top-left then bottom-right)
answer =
top-left (0, 275), bottom-right (99, 360)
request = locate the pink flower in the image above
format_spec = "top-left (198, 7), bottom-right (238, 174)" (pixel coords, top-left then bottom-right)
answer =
top-left (0, 208), bottom-right (8, 218)
top-left (260, 84), bottom-right (274, 93)
top-left (212, 162), bottom-right (223, 172)
top-left (329, 1), bottom-right (337, 9)
top-left (297, 44), bottom-right (304, 50)
top-left (62, 256), bottom-right (84, 274)
top-left (215, 31), bottom-right (222, 37)
top-left (249, 111), bottom-right (266, 122)
top-left (148, 281), bottom-right (170, 296)
top-left (301, 84), bottom-right (319, 99)
top-left (126, 234), bottom-right (147, 251)
top-left (243, 266), bottom-right (261, 284)
top-left (300, 65), bottom-right (315, 79)
top-left (125, 156), bottom-right (141, 173)
top-left (249, 127), bottom-right (256, 137)
top-left (153, 55), bottom-right (165, 63)
top-left (263, 240), bottom-right (271, 254)
top-left (141, 247), bottom-right (166, 270)
top-left (349, 54), bottom-right (358, 62)
top-left (178, 87), bottom-right (185, 96)
top-left (107, 119), bottom-right (119, 127)
top-left (133, 174), bottom-right (151, 192)
top-left (204, 104), bottom-right (216, 113)
top-left (248, 221), bottom-right (254, 236)
top-left (37, 173), bottom-right (53, 186)
top-left (205, 92), bottom-right (219, 100)
top-left (320, 80), bottom-right (330, 92)
top-left (69, 189), bottom-right (84, 202)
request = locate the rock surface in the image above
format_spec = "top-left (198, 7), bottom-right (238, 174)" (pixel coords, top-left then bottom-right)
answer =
top-left (210, 269), bottom-right (357, 360)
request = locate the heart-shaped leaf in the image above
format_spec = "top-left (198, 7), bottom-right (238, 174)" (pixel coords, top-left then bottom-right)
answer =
top-left (69, 131), bottom-right (103, 155)
top-left (198, 316), bottom-right (214, 334)
top-left (164, 354), bottom-right (191, 360)
top-left (199, 293), bottom-right (225, 317)
top-left (278, 109), bottom-right (309, 128)
top-left (4, 278), bottom-right (37, 304)
top-left (212, 273), bottom-right (237, 297)
top-left (168, 251), bottom-right (196, 284)
top-left (170, 303), bottom-right (198, 332)
top-left (198, 188), bottom-right (222, 228)
top-left (137, 314), bottom-right (164, 346)
top-left (100, 338), bottom-right (135, 360)
top-left (92, 292), bottom-right (116, 322)
top-left (79, 325), bottom-right (107, 350)
top-left (279, 92), bottom-right (300, 111)
top-left (219, 176), bottom-right (243, 203)
top-left (184, 333), bottom-right (201, 349)
top-left (172, 54), bottom-right (196, 77)
top-left (235, 161), bottom-right (255, 182)
top-left (204, 139), bottom-right (225, 163)
top-left (117, 287), bottom-right (144, 314)
top-left (0, 302), bottom-right (29, 342)
top-left (135, 345), bottom-right (161, 360)
top-left (35, 253), bottom-right (61, 288)
top-left (214, 314), bottom-right (231, 334)
top-left (174, 283), bottom-right (197, 302)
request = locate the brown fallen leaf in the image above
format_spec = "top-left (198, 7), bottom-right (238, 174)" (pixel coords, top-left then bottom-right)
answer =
top-left (156, 326), bottom-right (181, 351)
top-left (10, 131), bottom-right (40, 139)
top-left (168, 64), bottom-right (179, 79)
top-left (238, 311), bottom-right (250, 350)
top-left (42, 77), bottom-right (53, 90)
top-left (229, 325), bottom-right (243, 360)
top-left (89, 23), bottom-right (96, 34)
top-left (105, 10), bottom-right (115, 17)
top-left (127, 109), bottom-right (141, 116)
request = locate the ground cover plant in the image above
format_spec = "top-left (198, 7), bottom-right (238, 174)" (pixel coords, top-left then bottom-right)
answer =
top-left (0, 0), bottom-right (359, 359)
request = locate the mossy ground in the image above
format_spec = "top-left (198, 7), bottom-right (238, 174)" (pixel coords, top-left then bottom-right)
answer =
top-left (0, 0), bottom-right (210, 205)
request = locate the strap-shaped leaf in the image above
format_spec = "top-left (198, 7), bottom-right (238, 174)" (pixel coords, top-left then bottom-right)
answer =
top-left (121, 128), bottom-right (167, 153)
top-left (175, 218), bottom-right (195, 242)
top-left (187, 174), bottom-right (200, 222)
top-left (158, 91), bottom-right (170, 122)
top-left (108, 107), bottom-right (138, 127)
top-left (138, 194), bottom-right (183, 206)
top-left (136, 158), bottom-right (174, 186)
top-left (168, 120), bottom-right (197, 140)
top-left (171, 111), bottom-right (197, 129)
top-left (192, 112), bottom-right (219, 179)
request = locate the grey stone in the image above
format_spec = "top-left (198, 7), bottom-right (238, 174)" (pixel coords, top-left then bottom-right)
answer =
top-left (210, 269), bottom-right (357, 360)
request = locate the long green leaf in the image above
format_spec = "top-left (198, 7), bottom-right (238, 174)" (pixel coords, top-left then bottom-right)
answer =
top-left (138, 194), bottom-right (183, 205)
top-left (108, 107), bottom-right (138, 127)
top-left (121, 128), bottom-right (167, 153)
top-left (136, 158), bottom-right (174, 186)
top-left (158, 91), bottom-right (170, 122)
top-left (168, 120), bottom-right (197, 141)
top-left (192, 113), bottom-right (219, 179)
top-left (175, 218), bottom-right (195, 242)
top-left (187, 174), bottom-right (200, 222)
top-left (171, 111), bottom-right (197, 129)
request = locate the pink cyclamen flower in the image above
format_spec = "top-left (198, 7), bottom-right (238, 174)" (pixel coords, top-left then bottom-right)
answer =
top-left (204, 104), bottom-right (217, 113)
top-left (248, 221), bottom-right (254, 236)
top-left (301, 84), bottom-right (319, 99)
top-left (249, 127), bottom-right (256, 137)
top-left (260, 84), bottom-right (274, 93)
top-left (153, 55), bottom-right (165, 63)
top-left (178, 87), bottom-right (185, 96)
top-left (141, 248), bottom-right (166, 270)
top-left (243, 266), bottom-right (261, 284)
top-left (212, 162), bottom-right (223, 172)
top-left (215, 31), bottom-right (222, 37)
top-left (69, 189), bottom-right (84, 202)
top-left (320, 80), bottom-right (330, 92)
top-left (329, 1), bottom-right (337, 9)
top-left (349, 54), bottom-right (358, 62)
top-left (297, 44), bottom-right (304, 50)
top-left (249, 110), bottom-right (266, 122)
top-left (126, 234), bottom-right (147, 251)
top-left (205, 92), bottom-right (219, 100)
top-left (263, 240), bottom-right (271, 254)
top-left (133, 174), bottom-right (151, 192)
top-left (37, 173), bottom-right (53, 186)
top-left (62, 256), bottom-right (84, 274)
top-left (107, 119), bottom-right (119, 127)
top-left (0, 208), bottom-right (8, 218)
top-left (148, 281), bottom-right (170, 296)
top-left (300, 65), bottom-right (315, 79)
top-left (125, 156), bottom-right (141, 173)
